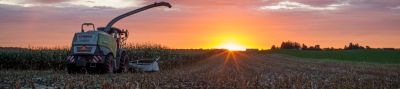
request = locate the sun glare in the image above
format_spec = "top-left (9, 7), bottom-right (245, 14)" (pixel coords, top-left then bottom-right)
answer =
top-left (218, 43), bottom-right (246, 51)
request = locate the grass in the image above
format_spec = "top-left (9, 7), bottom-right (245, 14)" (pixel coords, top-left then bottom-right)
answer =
top-left (270, 49), bottom-right (400, 64)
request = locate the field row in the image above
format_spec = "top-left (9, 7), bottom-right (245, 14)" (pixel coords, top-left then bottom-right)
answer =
top-left (1, 52), bottom-right (399, 88)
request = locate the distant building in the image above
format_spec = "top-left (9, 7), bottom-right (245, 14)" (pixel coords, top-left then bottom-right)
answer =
top-left (383, 48), bottom-right (395, 51)
top-left (246, 48), bottom-right (259, 53)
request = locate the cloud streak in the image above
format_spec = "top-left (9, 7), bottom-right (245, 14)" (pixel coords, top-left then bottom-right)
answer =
top-left (0, 0), bottom-right (144, 8)
top-left (259, 0), bottom-right (349, 11)
top-left (392, 6), bottom-right (400, 10)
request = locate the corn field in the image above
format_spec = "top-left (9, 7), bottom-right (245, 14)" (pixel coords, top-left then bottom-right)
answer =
top-left (0, 47), bottom-right (68, 70)
top-left (0, 43), bottom-right (219, 70)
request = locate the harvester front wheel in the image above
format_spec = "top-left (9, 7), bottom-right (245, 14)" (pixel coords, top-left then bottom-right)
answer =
top-left (67, 64), bottom-right (76, 74)
top-left (103, 54), bottom-right (114, 74)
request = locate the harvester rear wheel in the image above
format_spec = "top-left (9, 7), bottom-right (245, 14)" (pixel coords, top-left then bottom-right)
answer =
top-left (117, 53), bottom-right (128, 73)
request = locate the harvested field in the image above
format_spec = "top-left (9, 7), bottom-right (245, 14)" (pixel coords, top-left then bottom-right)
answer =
top-left (1, 52), bottom-right (400, 89)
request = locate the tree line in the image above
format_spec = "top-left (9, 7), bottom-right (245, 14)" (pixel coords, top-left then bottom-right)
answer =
top-left (270, 41), bottom-right (391, 50)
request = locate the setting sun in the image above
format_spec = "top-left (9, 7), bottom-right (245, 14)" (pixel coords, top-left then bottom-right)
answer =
top-left (217, 43), bottom-right (246, 51)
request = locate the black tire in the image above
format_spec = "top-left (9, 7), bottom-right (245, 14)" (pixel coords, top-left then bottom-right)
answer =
top-left (102, 54), bottom-right (114, 74)
top-left (117, 53), bottom-right (128, 73)
top-left (86, 66), bottom-right (99, 74)
top-left (77, 67), bottom-right (87, 74)
top-left (67, 64), bottom-right (76, 74)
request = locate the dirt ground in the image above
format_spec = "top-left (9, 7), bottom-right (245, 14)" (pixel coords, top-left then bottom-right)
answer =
top-left (1, 52), bottom-right (400, 89)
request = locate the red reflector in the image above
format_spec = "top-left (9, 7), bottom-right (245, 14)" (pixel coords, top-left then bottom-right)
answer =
top-left (78, 46), bottom-right (92, 52)
top-left (80, 46), bottom-right (87, 50)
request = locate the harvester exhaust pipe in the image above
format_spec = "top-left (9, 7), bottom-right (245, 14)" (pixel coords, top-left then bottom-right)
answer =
top-left (104, 2), bottom-right (172, 33)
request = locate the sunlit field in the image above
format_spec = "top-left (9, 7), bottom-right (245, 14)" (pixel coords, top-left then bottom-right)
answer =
top-left (269, 49), bottom-right (400, 64)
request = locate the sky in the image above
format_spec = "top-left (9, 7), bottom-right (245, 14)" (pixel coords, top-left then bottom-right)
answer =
top-left (0, 0), bottom-right (399, 49)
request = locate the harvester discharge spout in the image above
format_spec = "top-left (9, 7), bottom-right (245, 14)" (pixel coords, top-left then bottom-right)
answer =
top-left (104, 2), bottom-right (172, 33)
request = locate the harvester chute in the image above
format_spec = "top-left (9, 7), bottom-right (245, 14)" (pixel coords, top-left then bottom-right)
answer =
top-left (104, 2), bottom-right (172, 33)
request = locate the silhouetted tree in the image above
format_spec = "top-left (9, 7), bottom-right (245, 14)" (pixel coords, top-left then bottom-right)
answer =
top-left (280, 41), bottom-right (301, 49)
top-left (271, 45), bottom-right (277, 50)
top-left (301, 44), bottom-right (308, 50)
top-left (366, 46), bottom-right (371, 49)
top-left (309, 46), bottom-right (314, 49)
top-left (345, 42), bottom-right (365, 50)
top-left (323, 47), bottom-right (335, 50)
top-left (315, 45), bottom-right (320, 50)
top-left (306, 45), bottom-right (322, 50)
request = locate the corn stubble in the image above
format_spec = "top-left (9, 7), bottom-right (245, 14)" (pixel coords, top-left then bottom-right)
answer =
top-left (1, 44), bottom-right (399, 88)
